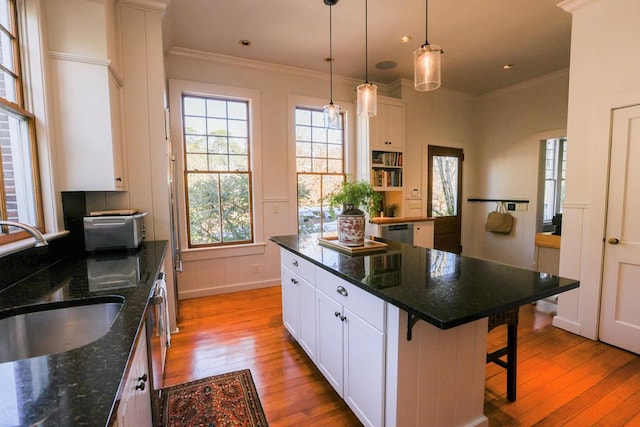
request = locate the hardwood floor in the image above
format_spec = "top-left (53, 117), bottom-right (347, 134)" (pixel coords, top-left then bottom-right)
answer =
top-left (163, 287), bottom-right (640, 426)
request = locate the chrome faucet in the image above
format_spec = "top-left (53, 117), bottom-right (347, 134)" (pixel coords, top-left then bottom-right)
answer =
top-left (0, 221), bottom-right (48, 247)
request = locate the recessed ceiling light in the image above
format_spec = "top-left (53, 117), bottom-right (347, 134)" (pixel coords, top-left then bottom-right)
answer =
top-left (239, 40), bottom-right (251, 46)
top-left (400, 36), bottom-right (412, 43)
top-left (503, 64), bottom-right (514, 70)
top-left (376, 60), bottom-right (397, 70)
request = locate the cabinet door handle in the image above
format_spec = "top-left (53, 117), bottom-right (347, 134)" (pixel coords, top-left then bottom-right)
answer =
top-left (336, 286), bottom-right (348, 297)
top-left (116, 177), bottom-right (123, 182)
top-left (137, 374), bottom-right (147, 382)
top-left (135, 381), bottom-right (146, 391)
top-left (292, 259), bottom-right (299, 267)
top-left (334, 311), bottom-right (341, 317)
top-left (340, 315), bottom-right (347, 322)
top-left (291, 278), bottom-right (298, 285)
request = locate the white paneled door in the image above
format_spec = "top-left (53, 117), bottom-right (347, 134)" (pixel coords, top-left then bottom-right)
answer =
top-left (600, 104), bottom-right (640, 355)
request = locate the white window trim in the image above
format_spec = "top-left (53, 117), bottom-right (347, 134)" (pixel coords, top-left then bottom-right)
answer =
top-left (169, 79), bottom-right (264, 258)
top-left (287, 94), bottom-right (356, 228)
top-left (0, 0), bottom-right (63, 251)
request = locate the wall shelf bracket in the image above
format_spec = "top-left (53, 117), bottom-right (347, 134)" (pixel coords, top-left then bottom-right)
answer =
top-left (467, 198), bottom-right (529, 204)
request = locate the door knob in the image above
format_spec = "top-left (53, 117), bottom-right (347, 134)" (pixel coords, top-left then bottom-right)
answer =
top-left (608, 237), bottom-right (619, 245)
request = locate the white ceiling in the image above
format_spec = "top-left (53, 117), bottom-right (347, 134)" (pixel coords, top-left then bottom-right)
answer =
top-left (162, 0), bottom-right (572, 96)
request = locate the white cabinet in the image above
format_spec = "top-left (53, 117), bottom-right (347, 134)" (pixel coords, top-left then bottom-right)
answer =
top-left (279, 248), bottom-right (386, 427)
top-left (413, 220), bottom-right (435, 248)
top-left (369, 99), bottom-right (405, 149)
top-left (343, 306), bottom-right (386, 427)
top-left (280, 251), bottom-right (316, 360)
top-left (46, 0), bottom-right (127, 191)
top-left (116, 325), bottom-right (152, 427)
top-left (315, 268), bottom-right (386, 427)
top-left (357, 97), bottom-right (405, 193)
top-left (316, 289), bottom-right (344, 391)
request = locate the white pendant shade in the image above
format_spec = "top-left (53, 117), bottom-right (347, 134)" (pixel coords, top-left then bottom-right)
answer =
top-left (414, 44), bottom-right (441, 91)
top-left (357, 82), bottom-right (377, 117)
top-left (323, 102), bottom-right (341, 129)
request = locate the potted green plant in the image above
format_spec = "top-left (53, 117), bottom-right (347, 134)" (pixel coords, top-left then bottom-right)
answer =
top-left (327, 178), bottom-right (382, 246)
top-left (386, 203), bottom-right (399, 217)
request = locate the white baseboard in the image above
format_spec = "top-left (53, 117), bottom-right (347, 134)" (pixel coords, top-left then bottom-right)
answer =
top-left (178, 279), bottom-right (280, 300)
top-left (552, 315), bottom-right (582, 335)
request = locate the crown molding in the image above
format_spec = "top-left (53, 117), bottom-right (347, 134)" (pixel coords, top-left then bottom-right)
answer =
top-left (479, 69), bottom-right (569, 100)
top-left (558, 0), bottom-right (602, 14)
top-left (396, 78), bottom-right (478, 101)
top-left (118, 0), bottom-right (169, 13)
top-left (168, 46), bottom-right (389, 91)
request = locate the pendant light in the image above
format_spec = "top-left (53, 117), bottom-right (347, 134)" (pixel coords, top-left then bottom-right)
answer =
top-left (356, 0), bottom-right (377, 117)
top-left (323, 0), bottom-right (341, 129)
top-left (414, 0), bottom-right (442, 91)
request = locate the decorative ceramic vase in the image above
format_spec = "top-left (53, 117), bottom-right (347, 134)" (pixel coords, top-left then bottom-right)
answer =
top-left (337, 207), bottom-right (366, 247)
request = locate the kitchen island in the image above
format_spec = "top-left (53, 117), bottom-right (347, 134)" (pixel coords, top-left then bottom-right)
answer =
top-left (0, 241), bottom-right (166, 427)
top-left (270, 234), bottom-right (579, 427)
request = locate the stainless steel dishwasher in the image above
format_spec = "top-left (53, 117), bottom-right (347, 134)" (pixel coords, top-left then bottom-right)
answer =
top-left (380, 223), bottom-right (414, 244)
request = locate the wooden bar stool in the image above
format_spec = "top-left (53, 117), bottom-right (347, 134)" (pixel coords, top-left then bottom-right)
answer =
top-left (487, 307), bottom-right (519, 402)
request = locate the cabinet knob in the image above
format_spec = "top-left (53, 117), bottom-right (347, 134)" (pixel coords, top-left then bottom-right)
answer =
top-left (135, 381), bottom-right (146, 391)
top-left (292, 259), bottom-right (299, 267)
top-left (608, 237), bottom-right (619, 245)
top-left (291, 278), bottom-right (298, 285)
top-left (340, 314), bottom-right (347, 322)
top-left (334, 311), bottom-right (341, 317)
top-left (137, 373), bottom-right (147, 382)
top-left (336, 286), bottom-right (348, 297)
top-left (116, 177), bottom-right (123, 182)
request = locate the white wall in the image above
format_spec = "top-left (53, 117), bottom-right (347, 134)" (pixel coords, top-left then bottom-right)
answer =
top-left (164, 51), bottom-right (482, 298)
top-left (395, 80), bottom-right (479, 255)
top-left (466, 71), bottom-right (569, 268)
top-left (554, 0), bottom-right (640, 339)
top-left (165, 50), bottom-right (364, 298)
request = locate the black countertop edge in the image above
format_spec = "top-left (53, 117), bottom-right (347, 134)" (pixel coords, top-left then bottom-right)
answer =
top-left (0, 240), bottom-right (168, 427)
top-left (269, 235), bottom-right (580, 331)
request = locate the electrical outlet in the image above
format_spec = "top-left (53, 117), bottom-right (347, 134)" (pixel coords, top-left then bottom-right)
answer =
top-left (507, 203), bottom-right (516, 211)
top-left (516, 203), bottom-right (528, 212)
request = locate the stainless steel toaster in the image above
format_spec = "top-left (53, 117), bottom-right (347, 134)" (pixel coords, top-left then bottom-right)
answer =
top-left (84, 212), bottom-right (147, 251)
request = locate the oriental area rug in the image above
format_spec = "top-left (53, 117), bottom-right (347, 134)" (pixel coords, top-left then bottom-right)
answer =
top-left (161, 369), bottom-right (268, 427)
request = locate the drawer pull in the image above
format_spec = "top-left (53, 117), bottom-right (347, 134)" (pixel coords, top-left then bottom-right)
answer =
top-left (291, 278), bottom-right (298, 285)
top-left (336, 286), bottom-right (348, 297)
top-left (292, 259), bottom-right (299, 267)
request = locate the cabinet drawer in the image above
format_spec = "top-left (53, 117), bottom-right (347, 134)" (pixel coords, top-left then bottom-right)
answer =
top-left (280, 249), bottom-right (315, 284)
top-left (315, 267), bottom-right (385, 331)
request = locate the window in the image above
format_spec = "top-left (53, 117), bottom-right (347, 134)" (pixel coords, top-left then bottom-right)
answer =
top-left (295, 107), bottom-right (344, 235)
top-left (182, 95), bottom-right (253, 247)
top-left (0, 0), bottom-right (43, 245)
top-left (542, 137), bottom-right (566, 228)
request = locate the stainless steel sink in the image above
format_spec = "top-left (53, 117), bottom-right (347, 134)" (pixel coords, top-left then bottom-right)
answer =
top-left (0, 296), bottom-right (124, 363)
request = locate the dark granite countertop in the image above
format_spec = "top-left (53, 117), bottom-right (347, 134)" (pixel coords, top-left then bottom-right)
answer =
top-left (270, 235), bottom-right (579, 330)
top-left (0, 241), bottom-right (167, 427)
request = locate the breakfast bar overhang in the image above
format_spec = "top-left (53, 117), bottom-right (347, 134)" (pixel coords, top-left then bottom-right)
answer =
top-left (270, 235), bottom-right (580, 427)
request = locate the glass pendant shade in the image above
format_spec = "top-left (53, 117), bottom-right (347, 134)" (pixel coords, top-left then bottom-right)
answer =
top-left (323, 102), bottom-right (341, 129)
top-left (414, 44), bottom-right (441, 91)
top-left (357, 82), bottom-right (377, 117)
